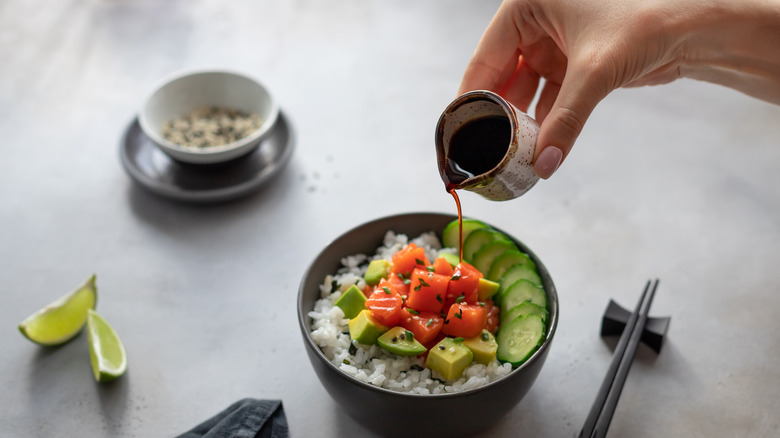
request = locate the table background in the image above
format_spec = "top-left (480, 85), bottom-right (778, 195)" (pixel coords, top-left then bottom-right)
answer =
top-left (2, 1), bottom-right (779, 437)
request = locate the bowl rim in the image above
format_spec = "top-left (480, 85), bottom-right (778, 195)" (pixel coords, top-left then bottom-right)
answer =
top-left (137, 68), bottom-right (280, 156)
top-left (297, 211), bottom-right (559, 399)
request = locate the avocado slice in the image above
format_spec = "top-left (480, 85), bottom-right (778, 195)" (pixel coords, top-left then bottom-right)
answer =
top-left (364, 259), bottom-right (391, 286)
top-left (425, 337), bottom-right (474, 380)
top-left (463, 330), bottom-right (498, 364)
top-left (477, 278), bottom-right (500, 301)
top-left (436, 252), bottom-right (460, 268)
top-left (335, 285), bottom-right (367, 319)
top-left (377, 326), bottom-right (427, 356)
top-left (348, 310), bottom-right (389, 345)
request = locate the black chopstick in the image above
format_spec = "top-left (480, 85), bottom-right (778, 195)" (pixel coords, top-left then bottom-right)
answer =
top-left (579, 279), bottom-right (659, 438)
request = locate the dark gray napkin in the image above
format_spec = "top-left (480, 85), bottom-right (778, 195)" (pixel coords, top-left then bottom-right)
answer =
top-left (177, 398), bottom-right (288, 438)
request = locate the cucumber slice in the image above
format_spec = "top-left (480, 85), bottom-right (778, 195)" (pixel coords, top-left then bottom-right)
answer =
top-left (498, 264), bottom-right (542, 294)
top-left (487, 250), bottom-right (537, 281)
top-left (500, 279), bottom-right (547, 316)
top-left (500, 300), bottom-right (548, 327)
top-left (437, 252), bottom-right (460, 267)
top-left (463, 229), bottom-right (510, 263)
top-left (472, 241), bottom-right (518, 275)
top-left (497, 314), bottom-right (545, 366)
top-left (441, 219), bottom-right (488, 249)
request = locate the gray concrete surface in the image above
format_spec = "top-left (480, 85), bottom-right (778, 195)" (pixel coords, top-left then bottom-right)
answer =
top-left (2, 1), bottom-right (779, 437)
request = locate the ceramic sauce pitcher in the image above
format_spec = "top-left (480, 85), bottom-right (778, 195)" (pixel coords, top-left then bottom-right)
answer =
top-left (435, 90), bottom-right (540, 201)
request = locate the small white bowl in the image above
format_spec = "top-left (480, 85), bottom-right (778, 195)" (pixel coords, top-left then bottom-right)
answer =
top-left (138, 69), bottom-right (279, 165)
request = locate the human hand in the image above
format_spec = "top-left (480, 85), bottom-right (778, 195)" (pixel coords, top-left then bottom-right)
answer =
top-left (459, 0), bottom-right (780, 179)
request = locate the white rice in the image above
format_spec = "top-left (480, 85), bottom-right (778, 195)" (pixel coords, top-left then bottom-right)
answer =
top-left (309, 230), bottom-right (513, 394)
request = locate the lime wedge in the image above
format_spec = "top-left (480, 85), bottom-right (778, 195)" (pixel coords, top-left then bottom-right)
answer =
top-left (86, 309), bottom-right (127, 382)
top-left (18, 274), bottom-right (98, 346)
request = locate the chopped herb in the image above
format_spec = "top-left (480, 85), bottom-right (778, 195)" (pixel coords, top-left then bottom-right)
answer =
top-left (455, 310), bottom-right (463, 319)
top-left (382, 286), bottom-right (391, 295)
top-left (426, 319), bottom-right (433, 327)
top-left (419, 278), bottom-right (430, 287)
top-left (343, 359), bottom-right (350, 365)
top-left (453, 337), bottom-right (465, 343)
top-left (403, 279), bottom-right (411, 285)
top-left (415, 258), bottom-right (425, 265)
top-left (451, 274), bottom-right (461, 281)
top-left (407, 308), bottom-right (420, 315)
top-left (397, 273), bottom-right (405, 280)
top-left (414, 284), bottom-right (422, 291)
top-left (354, 279), bottom-right (360, 285)
top-left (455, 295), bottom-right (465, 303)
top-left (331, 279), bottom-right (341, 292)
top-left (405, 330), bottom-right (414, 341)
top-left (481, 332), bottom-right (490, 341)
top-left (426, 266), bottom-right (435, 272)
top-left (348, 343), bottom-right (357, 355)
top-left (436, 294), bottom-right (442, 303)
top-left (479, 302), bottom-right (486, 306)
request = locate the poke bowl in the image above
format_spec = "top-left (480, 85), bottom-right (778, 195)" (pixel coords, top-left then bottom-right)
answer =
top-left (297, 212), bottom-right (559, 437)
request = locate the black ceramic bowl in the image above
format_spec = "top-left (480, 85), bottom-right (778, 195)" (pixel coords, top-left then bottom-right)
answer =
top-left (297, 212), bottom-right (558, 437)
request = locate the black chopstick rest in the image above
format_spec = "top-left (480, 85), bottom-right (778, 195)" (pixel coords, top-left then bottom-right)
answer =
top-left (601, 299), bottom-right (670, 353)
top-left (579, 279), bottom-right (665, 438)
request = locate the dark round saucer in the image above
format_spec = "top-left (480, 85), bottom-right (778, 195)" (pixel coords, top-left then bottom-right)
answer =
top-left (120, 111), bottom-right (294, 203)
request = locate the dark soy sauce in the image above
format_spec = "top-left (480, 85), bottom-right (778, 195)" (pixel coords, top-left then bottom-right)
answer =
top-left (442, 115), bottom-right (511, 261)
top-left (446, 187), bottom-right (464, 262)
top-left (441, 115), bottom-right (511, 187)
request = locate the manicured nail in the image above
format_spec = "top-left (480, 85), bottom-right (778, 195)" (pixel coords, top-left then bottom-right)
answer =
top-left (534, 146), bottom-right (563, 179)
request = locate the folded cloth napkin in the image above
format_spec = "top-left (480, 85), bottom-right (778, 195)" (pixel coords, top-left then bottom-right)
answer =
top-left (177, 398), bottom-right (288, 438)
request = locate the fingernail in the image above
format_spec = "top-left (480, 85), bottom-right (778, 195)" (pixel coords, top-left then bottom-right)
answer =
top-left (534, 146), bottom-right (563, 179)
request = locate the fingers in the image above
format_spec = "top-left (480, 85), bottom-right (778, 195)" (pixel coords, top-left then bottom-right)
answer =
top-left (500, 56), bottom-right (541, 112)
top-left (458, 2), bottom-right (522, 95)
top-left (533, 63), bottom-right (611, 179)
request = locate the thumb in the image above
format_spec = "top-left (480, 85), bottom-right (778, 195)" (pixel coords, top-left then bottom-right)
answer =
top-left (532, 64), bottom-right (610, 179)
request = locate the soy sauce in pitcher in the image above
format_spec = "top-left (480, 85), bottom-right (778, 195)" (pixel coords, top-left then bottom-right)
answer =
top-left (442, 115), bottom-right (512, 261)
top-left (442, 115), bottom-right (511, 186)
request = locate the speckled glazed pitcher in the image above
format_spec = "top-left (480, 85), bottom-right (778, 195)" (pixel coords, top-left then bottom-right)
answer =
top-left (435, 90), bottom-right (540, 201)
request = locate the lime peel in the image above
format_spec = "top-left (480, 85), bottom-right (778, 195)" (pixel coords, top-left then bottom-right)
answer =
top-left (86, 309), bottom-right (127, 383)
top-left (18, 274), bottom-right (98, 346)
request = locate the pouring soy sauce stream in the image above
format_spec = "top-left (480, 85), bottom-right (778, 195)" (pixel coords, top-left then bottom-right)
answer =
top-left (435, 90), bottom-right (542, 258)
top-left (441, 115), bottom-right (512, 262)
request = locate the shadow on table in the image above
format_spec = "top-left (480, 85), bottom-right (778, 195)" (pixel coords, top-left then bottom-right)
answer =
top-left (25, 334), bottom-right (131, 435)
top-left (96, 372), bottom-right (131, 435)
top-left (125, 159), bottom-right (298, 235)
